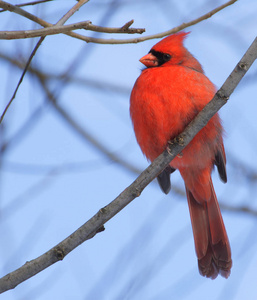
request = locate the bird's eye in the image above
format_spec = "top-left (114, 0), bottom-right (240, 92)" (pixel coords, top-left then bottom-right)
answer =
top-left (148, 50), bottom-right (171, 66)
top-left (163, 53), bottom-right (171, 61)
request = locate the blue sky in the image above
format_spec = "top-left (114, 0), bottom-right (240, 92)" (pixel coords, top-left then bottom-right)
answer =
top-left (1, 0), bottom-right (257, 299)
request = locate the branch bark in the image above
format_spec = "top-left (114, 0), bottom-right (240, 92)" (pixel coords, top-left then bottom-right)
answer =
top-left (0, 35), bottom-right (256, 294)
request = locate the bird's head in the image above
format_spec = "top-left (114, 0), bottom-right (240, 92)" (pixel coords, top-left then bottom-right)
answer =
top-left (140, 32), bottom-right (203, 73)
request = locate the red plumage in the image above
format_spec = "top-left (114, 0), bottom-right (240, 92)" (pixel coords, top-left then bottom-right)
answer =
top-left (130, 32), bottom-right (232, 279)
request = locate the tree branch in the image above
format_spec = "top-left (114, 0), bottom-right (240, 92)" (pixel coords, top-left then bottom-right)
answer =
top-left (0, 21), bottom-right (92, 39)
top-left (0, 0), bottom-right (238, 44)
top-left (78, 0), bottom-right (239, 44)
top-left (0, 20), bottom-right (145, 40)
top-left (0, 35), bottom-right (256, 294)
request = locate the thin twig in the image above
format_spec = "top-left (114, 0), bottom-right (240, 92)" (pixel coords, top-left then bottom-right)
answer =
top-left (0, 36), bottom-right (44, 125)
top-left (0, 20), bottom-right (145, 40)
top-left (0, 35), bottom-right (256, 294)
top-left (56, 0), bottom-right (90, 26)
top-left (76, 0), bottom-right (238, 44)
top-left (0, 0), bottom-right (92, 124)
top-left (120, 19), bottom-right (135, 31)
top-left (0, 0), bottom-right (52, 12)
top-left (0, 1), bottom-right (52, 26)
top-left (0, 21), bottom-right (92, 39)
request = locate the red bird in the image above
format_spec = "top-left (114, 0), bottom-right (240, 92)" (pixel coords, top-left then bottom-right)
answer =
top-left (130, 32), bottom-right (232, 279)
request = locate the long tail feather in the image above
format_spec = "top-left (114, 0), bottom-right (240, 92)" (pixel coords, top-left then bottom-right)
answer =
top-left (186, 180), bottom-right (232, 279)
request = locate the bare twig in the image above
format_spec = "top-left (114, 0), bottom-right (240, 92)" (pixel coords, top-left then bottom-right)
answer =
top-left (84, 20), bottom-right (144, 34)
top-left (0, 36), bottom-right (44, 125)
top-left (0, 21), bottom-right (92, 39)
top-left (0, 0), bottom-right (52, 12)
top-left (0, 0), bottom-right (92, 124)
top-left (120, 19), bottom-right (135, 31)
top-left (78, 0), bottom-right (238, 44)
top-left (0, 20), bottom-right (145, 40)
top-left (0, 0), bottom-right (52, 26)
top-left (56, 0), bottom-right (90, 26)
top-left (0, 35), bottom-right (256, 294)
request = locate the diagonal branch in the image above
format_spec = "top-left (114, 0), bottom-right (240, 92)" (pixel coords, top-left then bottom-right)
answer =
top-left (0, 35), bottom-right (256, 294)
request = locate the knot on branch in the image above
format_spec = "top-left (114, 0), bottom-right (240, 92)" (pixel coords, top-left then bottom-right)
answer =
top-left (82, 21), bottom-right (92, 29)
top-left (99, 207), bottom-right (107, 215)
top-left (216, 89), bottom-right (229, 102)
top-left (55, 247), bottom-right (65, 261)
top-left (96, 225), bottom-right (105, 233)
top-left (238, 61), bottom-right (248, 70)
top-left (131, 187), bottom-right (141, 198)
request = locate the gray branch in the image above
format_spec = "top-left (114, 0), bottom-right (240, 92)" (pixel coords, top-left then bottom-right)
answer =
top-left (0, 35), bottom-right (256, 293)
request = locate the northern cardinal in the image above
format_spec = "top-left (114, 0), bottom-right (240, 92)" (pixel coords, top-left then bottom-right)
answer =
top-left (130, 32), bottom-right (232, 279)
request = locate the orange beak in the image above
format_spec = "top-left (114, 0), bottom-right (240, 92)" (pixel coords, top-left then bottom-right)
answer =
top-left (139, 53), bottom-right (158, 67)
